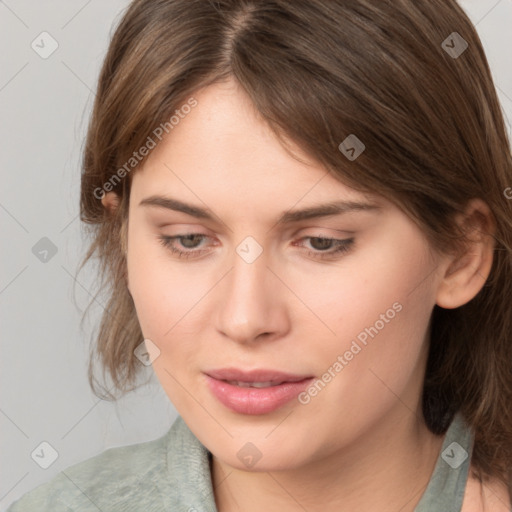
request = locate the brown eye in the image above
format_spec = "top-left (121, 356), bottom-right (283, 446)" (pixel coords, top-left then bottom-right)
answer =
top-left (309, 237), bottom-right (336, 251)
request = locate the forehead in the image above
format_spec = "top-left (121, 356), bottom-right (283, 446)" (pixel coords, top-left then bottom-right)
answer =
top-left (130, 79), bottom-right (382, 215)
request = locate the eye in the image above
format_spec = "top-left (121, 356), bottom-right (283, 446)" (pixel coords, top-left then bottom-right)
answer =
top-left (158, 234), bottom-right (212, 259)
top-left (158, 233), bottom-right (355, 261)
top-left (294, 236), bottom-right (355, 260)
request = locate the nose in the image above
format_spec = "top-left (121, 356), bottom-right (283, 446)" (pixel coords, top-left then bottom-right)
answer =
top-left (215, 243), bottom-right (290, 345)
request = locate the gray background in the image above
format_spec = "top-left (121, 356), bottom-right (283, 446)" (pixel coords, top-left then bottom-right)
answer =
top-left (1, 0), bottom-right (511, 509)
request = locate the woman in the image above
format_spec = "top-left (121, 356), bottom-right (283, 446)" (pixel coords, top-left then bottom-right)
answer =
top-left (8, 0), bottom-right (512, 510)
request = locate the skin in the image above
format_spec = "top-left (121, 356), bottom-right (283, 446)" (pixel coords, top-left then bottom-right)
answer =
top-left (462, 476), bottom-right (511, 511)
top-left (102, 78), bottom-right (498, 511)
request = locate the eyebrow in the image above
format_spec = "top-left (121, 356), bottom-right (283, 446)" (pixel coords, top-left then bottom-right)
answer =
top-left (139, 195), bottom-right (381, 224)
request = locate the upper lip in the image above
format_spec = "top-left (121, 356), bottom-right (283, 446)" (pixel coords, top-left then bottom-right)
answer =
top-left (205, 368), bottom-right (313, 383)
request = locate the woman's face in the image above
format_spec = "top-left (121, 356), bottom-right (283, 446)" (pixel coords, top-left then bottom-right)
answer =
top-left (126, 78), bottom-right (444, 471)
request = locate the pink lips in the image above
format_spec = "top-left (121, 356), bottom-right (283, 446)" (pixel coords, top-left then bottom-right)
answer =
top-left (204, 368), bottom-right (315, 415)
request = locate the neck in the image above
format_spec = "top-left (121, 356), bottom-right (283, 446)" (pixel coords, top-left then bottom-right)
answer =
top-left (211, 408), bottom-right (445, 512)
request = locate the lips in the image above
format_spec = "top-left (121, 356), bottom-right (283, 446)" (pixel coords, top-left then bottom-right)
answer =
top-left (204, 368), bottom-right (315, 415)
top-left (205, 368), bottom-right (312, 385)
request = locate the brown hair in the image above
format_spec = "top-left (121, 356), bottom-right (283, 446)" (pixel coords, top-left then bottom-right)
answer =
top-left (79, 0), bottom-right (512, 496)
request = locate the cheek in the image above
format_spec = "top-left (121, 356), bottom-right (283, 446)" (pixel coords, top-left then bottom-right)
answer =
top-left (127, 224), bottom-right (183, 336)
top-left (127, 230), bottom-right (208, 406)
top-left (289, 230), bottom-right (436, 404)
top-left (126, 223), bottom-right (216, 360)
top-left (288, 232), bottom-right (433, 349)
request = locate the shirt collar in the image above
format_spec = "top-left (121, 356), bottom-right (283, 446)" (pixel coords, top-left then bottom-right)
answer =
top-left (156, 412), bottom-right (474, 512)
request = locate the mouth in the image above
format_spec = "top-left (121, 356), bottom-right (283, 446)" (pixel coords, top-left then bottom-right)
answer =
top-left (205, 368), bottom-right (313, 383)
top-left (223, 380), bottom-right (293, 388)
top-left (204, 368), bottom-right (315, 415)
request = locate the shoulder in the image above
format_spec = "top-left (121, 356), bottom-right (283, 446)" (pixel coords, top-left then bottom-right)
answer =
top-left (6, 429), bottom-right (172, 512)
top-left (461, 466), bottom-right (511, 512)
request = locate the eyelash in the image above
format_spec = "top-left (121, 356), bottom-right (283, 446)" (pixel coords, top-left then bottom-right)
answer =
top-left (157, 234), bottom-right (355, 261)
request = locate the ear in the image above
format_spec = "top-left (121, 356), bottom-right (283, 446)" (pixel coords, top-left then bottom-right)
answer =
top-left (435, 198), bottom-right (496, 309)
top-left (101, 191), bottom-right (120, 213)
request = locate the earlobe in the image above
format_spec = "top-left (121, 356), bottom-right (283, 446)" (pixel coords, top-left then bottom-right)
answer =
top-left (101, 191), bottom-right (120, 213)
top-left (435, 199), bottom-right (496, 309)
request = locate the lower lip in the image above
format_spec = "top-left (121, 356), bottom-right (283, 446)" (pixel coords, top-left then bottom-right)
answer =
top-left (205, 375), bottom-right (315, 415)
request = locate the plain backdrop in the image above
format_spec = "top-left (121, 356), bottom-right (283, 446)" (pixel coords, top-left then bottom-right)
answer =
top-left (1, 0), bottom-right (511, 509)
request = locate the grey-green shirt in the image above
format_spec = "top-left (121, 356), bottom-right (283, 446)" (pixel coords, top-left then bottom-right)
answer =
top-left (6, 412), bottom-right (473, 511)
